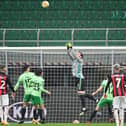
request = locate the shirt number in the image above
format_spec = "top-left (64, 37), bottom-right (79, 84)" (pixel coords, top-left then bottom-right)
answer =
top-left (34, 83), bottom-right (40, 91)
top-left (0, 80), bottom-right (5, 89)
top-left (25, 78), bottom-right (32, 87)
top-left (116, 78), bottom-right (121, 88)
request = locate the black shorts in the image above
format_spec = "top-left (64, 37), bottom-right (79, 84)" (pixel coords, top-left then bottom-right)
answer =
top-left (73, 77), bottom-right (85, 91)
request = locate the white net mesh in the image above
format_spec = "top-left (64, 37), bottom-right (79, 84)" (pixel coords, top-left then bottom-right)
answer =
top-left (0, 47), bottom-right (125, 123)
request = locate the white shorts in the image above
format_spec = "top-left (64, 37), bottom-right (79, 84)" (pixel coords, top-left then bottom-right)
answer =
top-left (0, 94), bottom-right (9, 106)
top-left (113, 96), bottom-right (125, 109)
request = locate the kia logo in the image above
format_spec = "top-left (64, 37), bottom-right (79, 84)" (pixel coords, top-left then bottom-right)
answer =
top-left (8, 102), bottom-right (34, 122)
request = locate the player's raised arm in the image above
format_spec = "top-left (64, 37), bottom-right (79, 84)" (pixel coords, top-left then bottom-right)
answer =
top-left (92, 86), bottom-right (103, 96)
top-left (66, 42), bottom-right (83, 62)
top-left (66, 42), bottom-right (76, 60)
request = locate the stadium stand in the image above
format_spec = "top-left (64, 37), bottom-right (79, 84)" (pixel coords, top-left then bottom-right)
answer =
top-left (0, 0), bottom-right (126, 46)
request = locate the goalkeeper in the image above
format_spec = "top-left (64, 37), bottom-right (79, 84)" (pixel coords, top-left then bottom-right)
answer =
top-left (88, 75), bottom-right (113, 123)
top-left (14, 65), bottom-right (34, 123)
top-left (66, 43), bottom-right (98, 115)
top-left (30, 68), bottom-right (51, 124)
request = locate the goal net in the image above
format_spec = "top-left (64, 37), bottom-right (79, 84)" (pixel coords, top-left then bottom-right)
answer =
top-left (0, 47), bottom-right (125, 123)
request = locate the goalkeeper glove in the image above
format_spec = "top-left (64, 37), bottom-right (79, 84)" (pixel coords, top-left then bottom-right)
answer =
top-left (66, 42), bottom-right (72, 50)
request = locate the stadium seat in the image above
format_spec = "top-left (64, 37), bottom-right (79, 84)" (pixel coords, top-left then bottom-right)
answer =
top-left (5, 30), bottom-right (37, 40)
top-left (0, 30), bottom-right (3, 40)
top-left (109, 30), bottom-right (126, 40)
top-left (0, 0), bottom-right (126, 46)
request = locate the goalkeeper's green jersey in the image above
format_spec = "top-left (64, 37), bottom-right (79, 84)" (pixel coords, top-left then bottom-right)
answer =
top-left (101, 79), bottom-right (113, 99)
top-left (14, 72), bottom-right (34, 95)
top-left (30, 75), bottom-right (49, 97)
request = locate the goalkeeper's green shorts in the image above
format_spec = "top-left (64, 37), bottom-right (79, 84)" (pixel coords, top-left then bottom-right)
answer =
top-left (31, 95), bottom-right (44, 105)
top-left (97, 97), bottom-right (113, 108)
top-left (23, 94), bottom-right (32, 103)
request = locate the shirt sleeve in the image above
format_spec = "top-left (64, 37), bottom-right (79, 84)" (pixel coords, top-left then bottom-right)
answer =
top-left (67, 48), bottom-right (76, 60)
top-left (67, 48), bottom-right (82, 62)
top-left (40, 80), bottom-right (49, 94)
top-left (14, 75), bottom-right (23, 91)
top-left (41, 87), bottom-right (49, 94)
top-left (40, 82), bottom-right (48, 94)
top-left (6, 75), bottom-right (15, 92)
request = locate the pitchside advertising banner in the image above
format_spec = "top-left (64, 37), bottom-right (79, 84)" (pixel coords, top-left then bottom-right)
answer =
top-left (8, 99), bottom-right (126, 122)
top-left (8, 102), bottom-right (34, 122)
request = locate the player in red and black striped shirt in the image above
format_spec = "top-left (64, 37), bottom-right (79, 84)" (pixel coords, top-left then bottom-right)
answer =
top-left (0, 65), bottom-right (15, 125)
top-left (105, 64), bottom-right (126, 126)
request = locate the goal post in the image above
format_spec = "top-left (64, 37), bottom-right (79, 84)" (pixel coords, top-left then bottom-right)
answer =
top-left (0, 47), bottom-right (126, 123)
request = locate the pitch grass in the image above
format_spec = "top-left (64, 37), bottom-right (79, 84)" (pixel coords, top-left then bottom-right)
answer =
top-left (6, 123), bottom-right (126, 126)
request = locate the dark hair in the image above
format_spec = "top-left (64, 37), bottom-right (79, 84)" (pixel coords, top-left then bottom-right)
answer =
top-left (22, 65), bottom-right (30, 72)
top-left (79, 51), bottom-right (83, 58)
top-left (0, 65), bottom-right (6, 70)
top-left (35, 68), bottom-right (42, 76)
top-left (105, 73), bottom-right (109, 79)
top-left (113, 64), bottom-right (120, 70)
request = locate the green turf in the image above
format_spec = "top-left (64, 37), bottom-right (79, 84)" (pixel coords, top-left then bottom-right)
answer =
top-left (5, 123), bottom-right (126, 126)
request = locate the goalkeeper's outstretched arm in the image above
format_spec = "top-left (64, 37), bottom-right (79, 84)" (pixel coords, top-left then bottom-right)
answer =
top-left (66, 43), bottom-right (76, 60)
top-left (66, 42), bottom-right (82, 62)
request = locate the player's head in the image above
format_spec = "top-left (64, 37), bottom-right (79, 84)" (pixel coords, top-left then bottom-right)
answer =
top-left (22, 65), bottom-right (30, 72)
top-left (0, 65), bottom-right (6, 73)
top-left (113, 64), bottom-right (120, 73)
top-left (123, 66), bottom-right (126, 74)
top-left (105, 73), bottom-right (109, 80)
top-left (77, 51), bottom-right (83, 59)
top-left (35, 68), bottom-right (43, 76)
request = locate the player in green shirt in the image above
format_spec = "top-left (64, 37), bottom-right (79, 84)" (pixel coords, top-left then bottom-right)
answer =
top-left (30, 68), bottom-right (51, 124)
top-left (14, 65), bottom-right (34, 123)
top-left (88, 75), bottom-right (113, 123)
